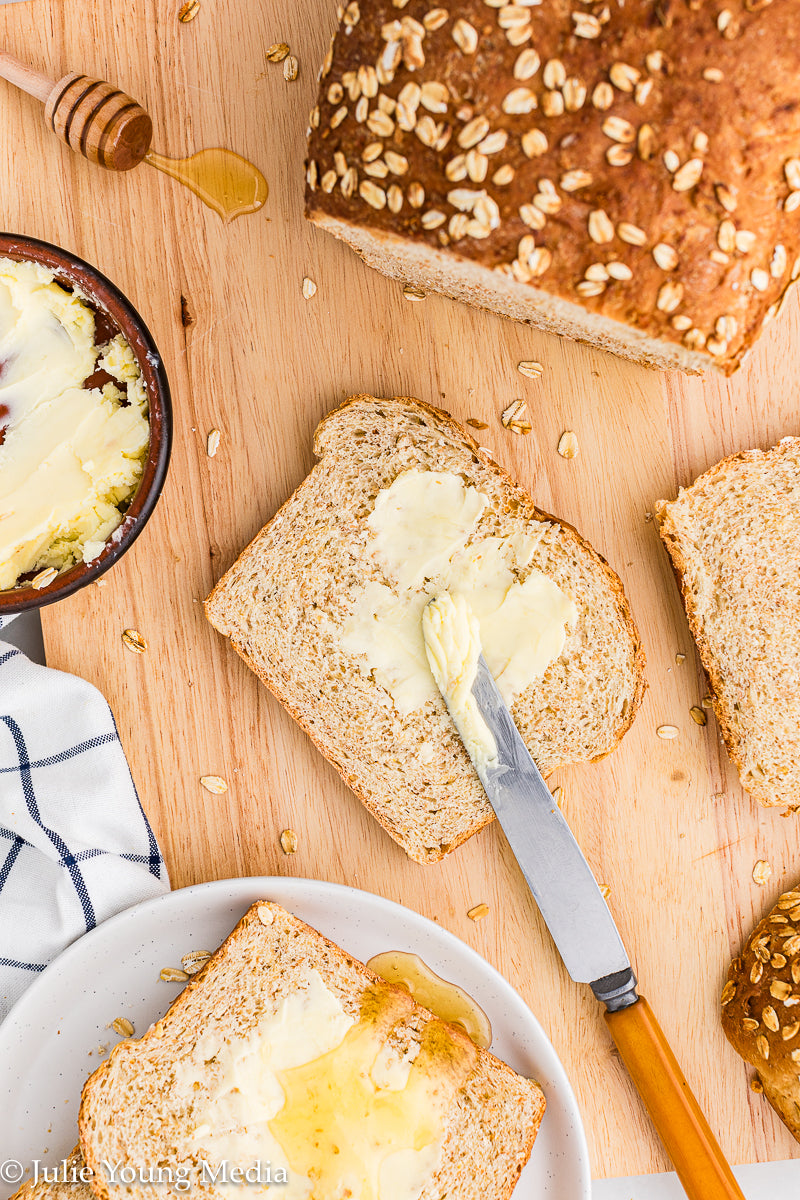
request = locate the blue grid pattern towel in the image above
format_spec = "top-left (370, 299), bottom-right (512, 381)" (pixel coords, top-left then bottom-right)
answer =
top-left (0, 615), bottom-right (169, 1020)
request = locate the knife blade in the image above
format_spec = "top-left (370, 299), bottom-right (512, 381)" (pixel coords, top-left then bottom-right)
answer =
top-left (467, 650), bottom-right (634, 997)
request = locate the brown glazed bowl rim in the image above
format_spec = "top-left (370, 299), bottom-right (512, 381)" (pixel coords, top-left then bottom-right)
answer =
top-left (0, 233), bottom-right (172, 615)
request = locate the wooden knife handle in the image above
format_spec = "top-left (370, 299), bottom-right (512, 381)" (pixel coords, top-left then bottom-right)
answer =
top-left (605, 997), bottom-right (745, 1200)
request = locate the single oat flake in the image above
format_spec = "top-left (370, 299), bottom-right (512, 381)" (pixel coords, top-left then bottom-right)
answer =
top-left (207, 428), bottom-right (221, 458)
top-left (753, 860), bottom-right (772, 886)
top-left (200, 774), bottom-right (228, 794)
top-left (403, 284), bottom-right (426, 301)
top-left (31, 566), bottom-right (58, 590)
top-left (557, 431), bottom-right (579, 459)
top-left (122, 628), bottom-right (147, 654)
top-left (266, 42), bottom-right (290, 62)
top-left (178, 0), bottom-right (200, 21)
top-left (160, 966), bottom-right (190, 983)
top-left (284, 55), bottom-right (299, 82)
top-left (181, 950), bottom-right (212, 975)
top-left (656, 725), bottom-right (679, 740)
top-left (517, 360), bottom-right (543, 379)
top-left (280, 828), bottom-right (298, 854)
top-left (467, 903), bottom-right (489, 921)
top-left (302, 277), bottom-right (317, 299)
top-left (111, 1017), bottom-right (134, 1037)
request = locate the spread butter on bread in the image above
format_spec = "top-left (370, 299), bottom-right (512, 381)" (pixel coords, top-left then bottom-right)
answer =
top-left (79, 901), bottom-right (546, 1199)
top-left (205, 395), bottom-right (645, 863)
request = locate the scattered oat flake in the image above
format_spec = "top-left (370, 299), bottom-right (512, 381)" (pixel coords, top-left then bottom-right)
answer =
top-left (689, 705), bottom-right (707, 726)
top-left (466, 418), bottom-right (489, 430)
top-left (675, 652), bottom-right (686, 665)
top-left (280, 828), bottom-right (298, 854)
top-left (181, 950), bottom-right (212, 975)
top-left (510, 419), bottom-right (531, 435)
top-left (501, 399), bottom-right (526, 427)
top-left (122, 628), bottom-right (147, 654)
top-left (200, 774), bottom-right (228, 794)
top-left (656, 725), bottom-right (679, 739)
top-left (403, 285), bottom-right (426, 301)
top-left (517, 360), bottom-right (543, 379)
top-left (178, 0), bottom-right (200, 21)
top-left (557, 430), bottom-right (579, 459)
top-left (753, 860), bottom-right (772, 886)
top-left (160, 966), bottom-right (190, 982)
top-left (599, 884), bottom-right (611, 900)
top-left (31, 566), bottom-right (58, 590)
top-left (468, 903), bottom-right (489, 921)
top-left (111, 1017), bottom-right (134, 1037)
top-left (701, 696), bottom-right (713, 709)
top-left (258, 904), bottom-right (275, 925)
top-left (644, 512), bottom-right (653, 523)
top-left (266, 42), bottom-right (290, 62)
top-left (302, 276), bottom-right (317, 299)
top-left (284, 55), bottom-right (299, 81)
top-left (207, 428), bottom-right (221, 457)
top-left (751, 1077), bottom-right (764, 1094)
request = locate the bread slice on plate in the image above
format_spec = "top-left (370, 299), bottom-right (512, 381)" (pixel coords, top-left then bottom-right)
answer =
top-left (721, 882), bottom-right (800, 1142)
top-left (657, 437), bottom-right (800, 807)
top-left (9, 1150), bottom-right (92, 1200)
top-left (79, 901), bottom-right (545, 1199)
top-left (205, 395), bottom-right (645, 863)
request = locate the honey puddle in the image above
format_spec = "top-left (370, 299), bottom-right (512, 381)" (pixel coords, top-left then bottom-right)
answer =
top-left (145, 148), bottom-right (267, 221)
top-left (367, 950), bottom-right (493, 1049)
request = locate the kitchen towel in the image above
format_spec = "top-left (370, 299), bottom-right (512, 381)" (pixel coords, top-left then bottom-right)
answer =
top-left (0, 614), bottom-right (169, 1020)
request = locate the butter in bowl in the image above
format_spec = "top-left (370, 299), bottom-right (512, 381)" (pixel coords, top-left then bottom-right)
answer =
top-left (0, 235), bottom-right (171, 612)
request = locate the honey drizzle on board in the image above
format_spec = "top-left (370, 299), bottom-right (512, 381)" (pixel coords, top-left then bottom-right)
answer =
top-left (144, 148), bottom-right (267, 221)
top-left (367, 950), bottom-right (493, 1049)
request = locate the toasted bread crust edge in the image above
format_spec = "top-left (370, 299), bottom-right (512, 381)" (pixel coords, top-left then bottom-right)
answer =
top-left (78, 901), bottom-right (546, 1197)
top-left (656, 439), bottom-right (800, 808)
top-left (206, 395), bottom-right (647, 860)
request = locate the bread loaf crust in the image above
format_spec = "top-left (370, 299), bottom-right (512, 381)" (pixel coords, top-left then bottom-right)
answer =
top-left (306, 0), bottom-right (800, 373)
top-left (205, 395), bottom-right (646, 862)
top-left (722, 884), bottom-right (800, 1142)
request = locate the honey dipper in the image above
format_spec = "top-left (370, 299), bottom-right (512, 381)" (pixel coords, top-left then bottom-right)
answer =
top-left (0, 49), bottom-right (152, 170)
top-left (0, 49), bottom-right (268, 219)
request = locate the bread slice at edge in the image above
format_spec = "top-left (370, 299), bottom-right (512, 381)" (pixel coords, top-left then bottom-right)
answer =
top-left (306, 207), bottom-right (740, 376)
top-left (9, 1149), bottom-right (92, 1200)
top-left (78, 900), bottom-right (546, 1200)
top-left (656, 438), bottom-right (800, 808)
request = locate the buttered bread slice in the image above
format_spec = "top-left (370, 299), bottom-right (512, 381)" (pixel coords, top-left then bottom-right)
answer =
top-left (79, 902), bottom-right (545, 1200)
top-left (205, 395), bottom-right (645, 862)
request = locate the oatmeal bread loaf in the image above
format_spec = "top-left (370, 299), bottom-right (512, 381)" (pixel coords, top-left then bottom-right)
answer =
top-left (306, 0), bottom-right (800, 374)
top-left (722, 884), bottom-right (800, 1142)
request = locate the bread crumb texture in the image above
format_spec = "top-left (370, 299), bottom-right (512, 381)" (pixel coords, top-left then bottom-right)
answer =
top-left (658, 436), bottom-right (800, 807)
top-left (205, 396), bottom-right (645, 862)
top-left (306, 1), bottom-right (800, 374)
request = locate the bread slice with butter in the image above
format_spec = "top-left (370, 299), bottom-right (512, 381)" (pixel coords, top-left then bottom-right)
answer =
top-left (657, 437), bottom-right (800, 807)
top-left (205, 395), bottom-right (645, 863)
top-left (78, 901), bottom-right (545, 1200)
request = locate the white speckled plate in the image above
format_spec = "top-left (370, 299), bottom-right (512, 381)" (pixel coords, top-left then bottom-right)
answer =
top-left (0, 877), bottom-right (590, 1199)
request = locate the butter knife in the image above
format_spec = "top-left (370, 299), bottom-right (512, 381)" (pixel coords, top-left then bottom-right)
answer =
top-left (425, 605), bottom-right (744, 1200)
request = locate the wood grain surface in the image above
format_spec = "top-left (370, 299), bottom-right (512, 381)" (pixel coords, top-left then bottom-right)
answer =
top-left (2, 0), bottom-right (800, 1180)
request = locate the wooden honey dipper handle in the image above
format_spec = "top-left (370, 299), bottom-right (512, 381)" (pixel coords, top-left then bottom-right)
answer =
top-left (0, 49), bottom-right (152, 171)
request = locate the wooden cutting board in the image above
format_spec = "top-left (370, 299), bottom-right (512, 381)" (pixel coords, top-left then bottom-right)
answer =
top-left (2, 0), bottom-right (800, 1180)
